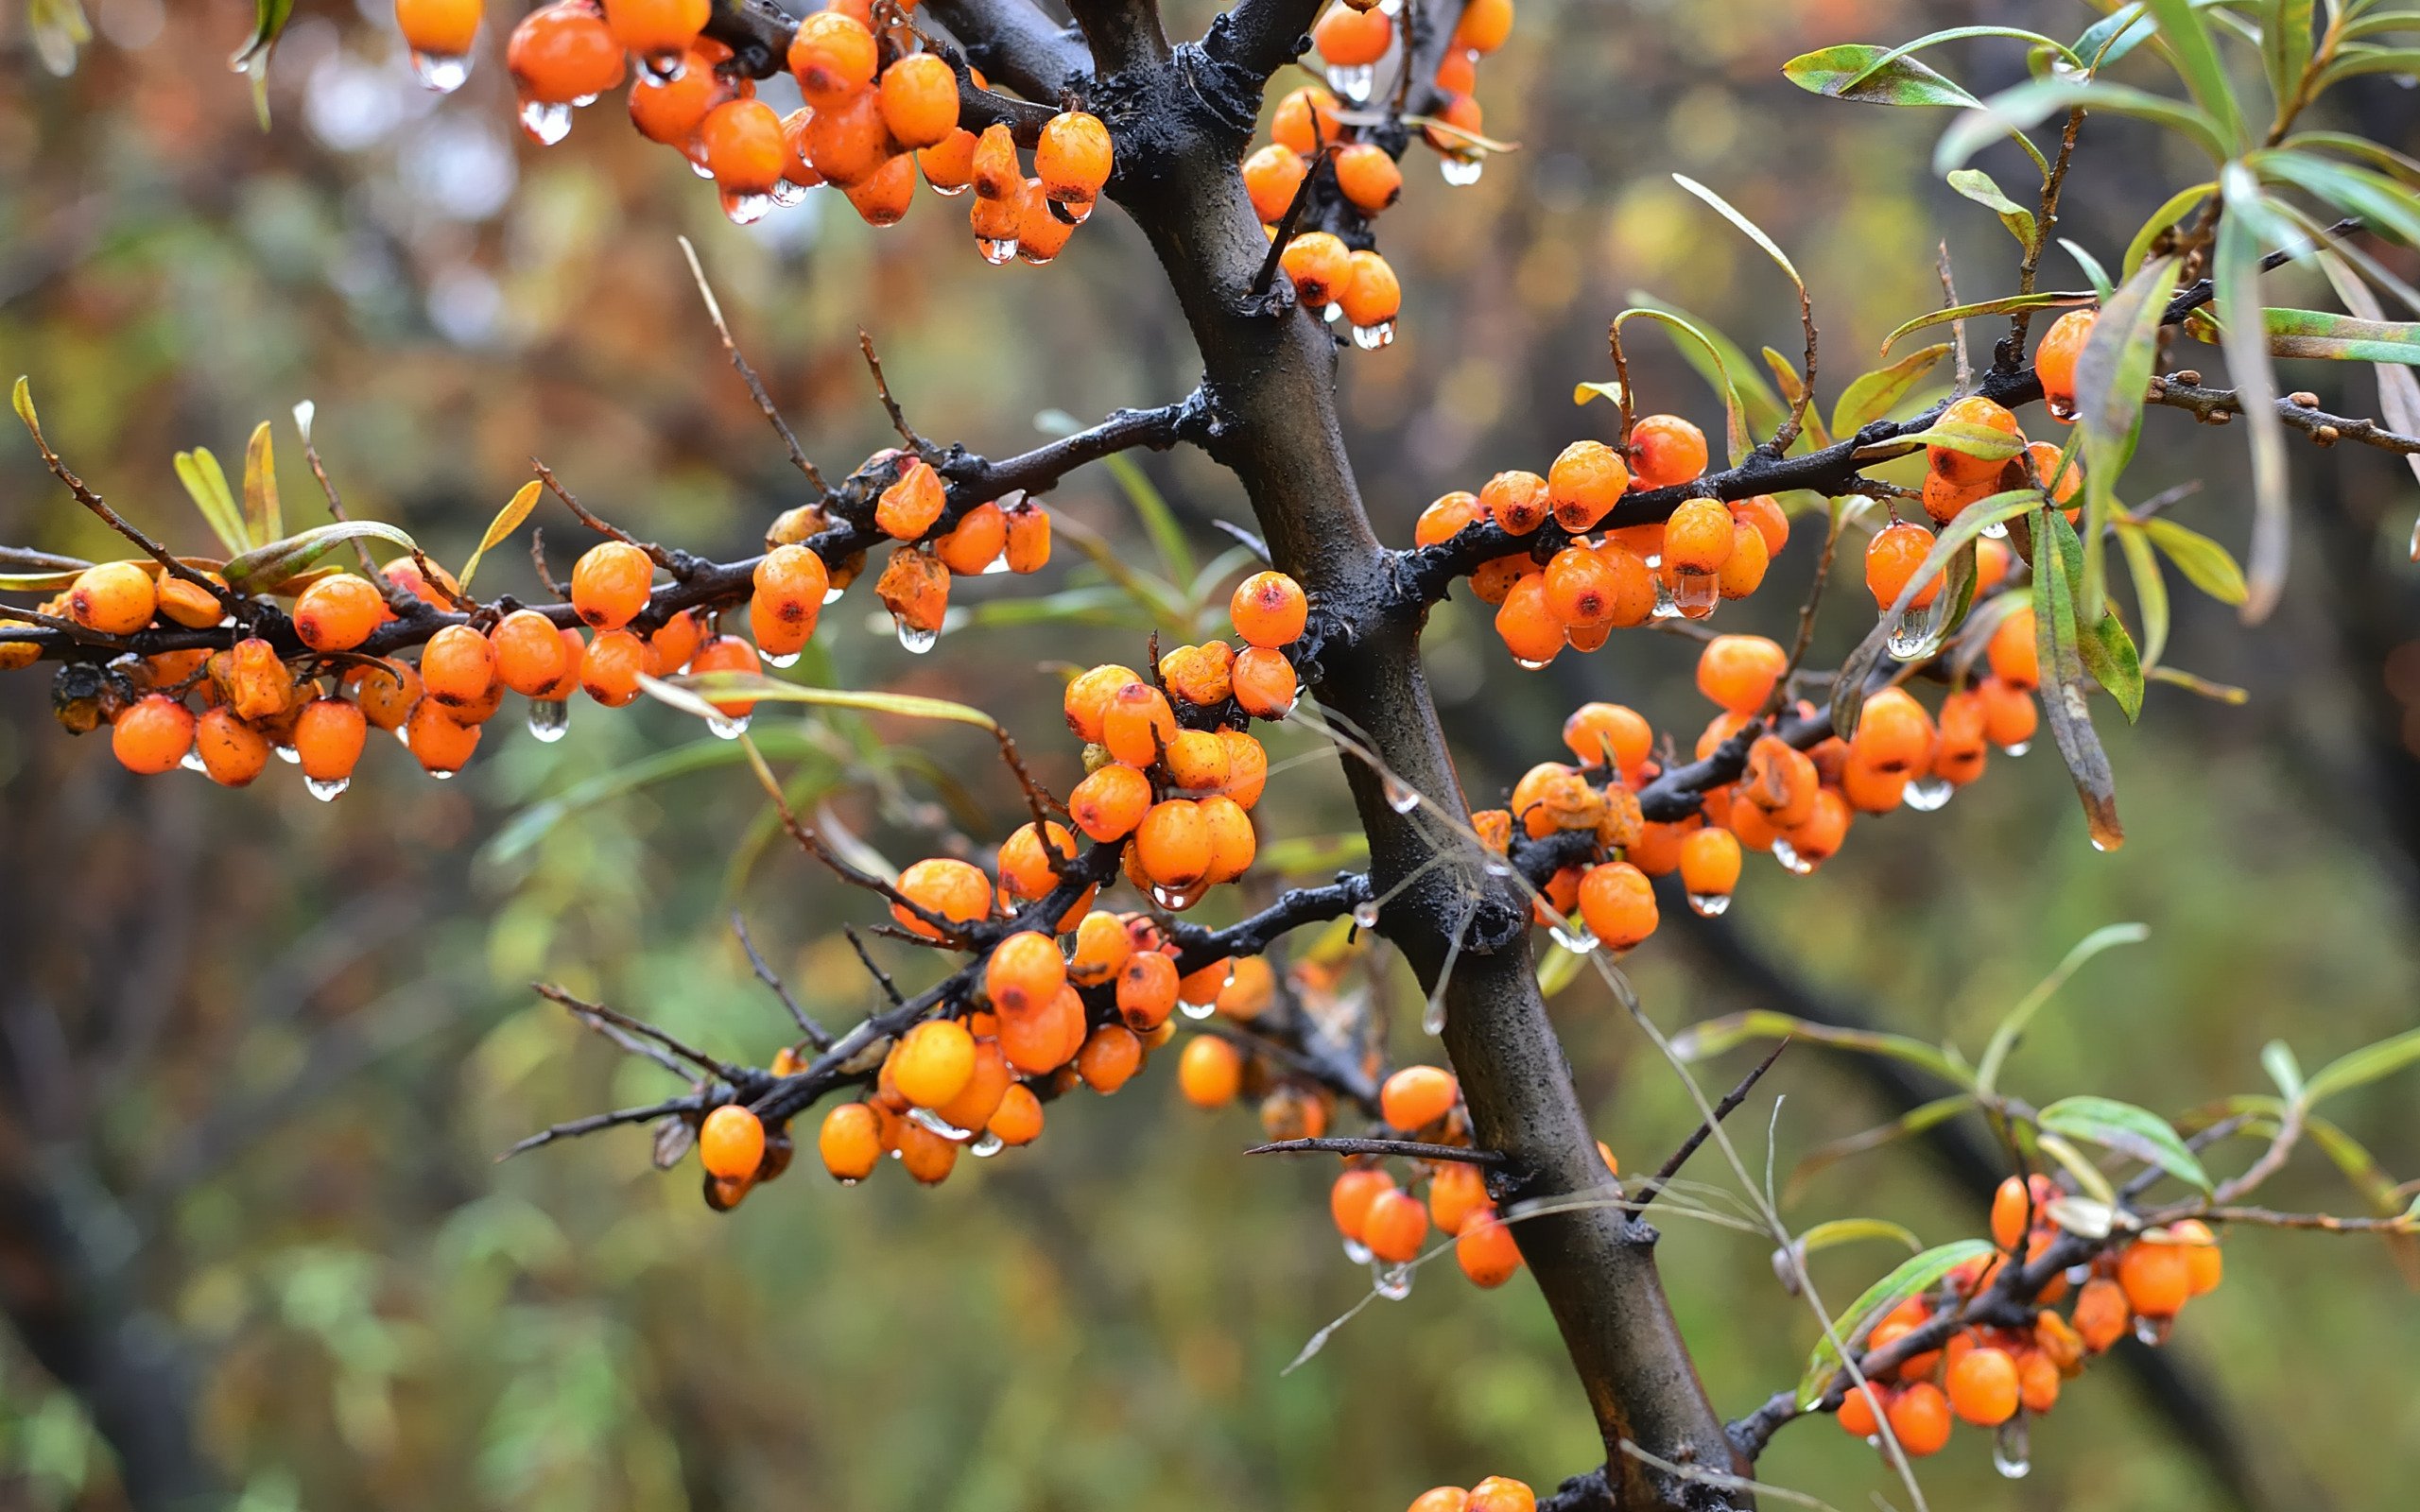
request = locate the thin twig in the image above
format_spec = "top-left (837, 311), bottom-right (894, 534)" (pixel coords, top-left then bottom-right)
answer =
top-left (1633, 1038), bottom-right (1790, 1213)
top-left (679, 234), bottom-right (831, 493)
top-left (532, 459), bottom-right (677, 569)
top-left (1246, 1136), bottom-right (1506, 1164)
top-left (856, 329), bottom-right (926, 454)
top-left (1250, 146), bottom-right (1335, 301)
top-left (840, 924), bottom-right (905, 1007)
top-left (16, 401), bottom-right (240, 610)
top-left (1939, 240), bottom-right (1969, 391)
top-left (2004, 106), bottom-right (2086, 366)
top-left (734, 911), bottom-right (833, 1047)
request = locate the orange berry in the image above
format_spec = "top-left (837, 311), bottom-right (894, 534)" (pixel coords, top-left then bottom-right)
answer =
top-left (1577, 860), bottom-right (1657, 949)
top-left (486, 609), bottom-right (571, 697)
top-left (382, 554), bottom-right (459, 610)
top-left (2118, 1237), bottom-right (2192, 1318)
top-left (1361, 1187), bottom-right (1428, 1263)
top-left (1837, 1381), bottom-right (1883, 1438)
top-left (2020, 439), bottom-right (2083, 507)
top-left (1077, 1023), bottom-right (1143, 1093)
top-left (997, 819), bottom-right (1080, 902)
top-left (1662, 497), bottom-right (1734, 574)
top-left (292, 697), bottom-right (367, 785)
top-left (1456, 1207), bottom-right (1523, 1287)
top-left (68, 561), bottom-right (158, 636)
top-left (876, 460), bottom-right (947, 540)
top-left (509, 2), bottom-right (625, 105)
top-left (2034, 309), bottom-right (2095, 417)
top-left (579, 627), bottom-right (647, 706)
top-left (1198, 794), bottom-right (1257, 884)
top-left (934, 501), bottom-right (1007, 576)
top-left (1494, 573), bottom-right (1563, 667)
top-left (873, 545), bottom-right (950, 636)
top-left (1215, 955), bottom-right (1276, 1022)
top-left (1695, 634), bottom-right (1786, 714)
top-left (1230, 570), bottom-right (1308, 648)
top-left (1331, 1166), bottom-right (1395, 1239)
top-left (1548, 439), bottom-right (1630, 531)
top-left (807, 89), bottom-right (890, 185)
top-left (1063, 662), bottom-right (1143, 742)
top-left (1678, 826), bottom-right (1741, 900)
top-left (1069, 762), bottom-right (1153, 841)
top-left (1465, 1477), bottom-right (1533, 1512)
top-left (2074, 1276), bottom-right (2130, 1351)
top-left (1562, 703), bottom-right (1651, 782)
top-left (1230, 645), bottom-right (1298, 717)
top-left (918, 127), bottom-right (978, 192)
top-left (112, 694), bottom-right (194, 775)
top-left (1428, 1160), bottom-right (1488, 1234)
top-left (603, 0), bottom-right (705, 57)
top-left (348, 658), bottom-right (421, 731)
top-left (1134, 799), bottom-right (1212, 889)
top-left (1313, 2), bottom-right (1392, 65)
top-left (889, 1018), bottom-right (977, 1109)
top-left (1931, 395), bottom-right (2021, 484)
top-left (750, 543), bottom-right (828, 657)
top-left (989, 1082), bottom-right (1045, 1145)
top-left (1541, 545), bottom-right (1620, 628)
top-left (701, 97), bottom-right (786, 194)
top-left (1865, 520), bottom-right (1941, 610)
top-left (291, 575), bottom-right (386, 652)
top-left (1469, 553), bottom-right (1536, 606)
top-left (1718, 518), bottom-right (1771, 599)
top-left (1988, 607), bottom-right (2039, 688)
top-left (571, 541), bottom-right (653, 629)
top-left (1423, 92), bottom-right (1483, 156)
top-left (786, 9), bottom-right (877, 105)
top-left (1219, 730), bottom-right (1270, 807)
top-left (699, 1103), bottom-right (765, 1179)
top-left (1947, 1345), bottom-right (2020, 1426)
top-left (1068, 909), bottom-right (1134, 987)
top-left (396, 0), bottom-right (483, 56)
top-left (631, 40), bottom-right (734, 147)
top-left (1628, 415), bottom-right (1708, 490)
top-left (1101, 680), bottom-right (1178, 767)
top-left (1115, 949), bottom-right (1180, 1031)
top-left (1850, 687), bottom-right (1936, 776)
top-left (1977, 676), bottom-right (2036, 750)
top-left (892, 856), bottom-right (992, 939)
top-left (1035, 110), bottom-right (1113, 207)
top-left (1177, 1033), bottom-right (1243, 1107)
top-left (1281, 232), bottom-right (1352, 308)
top-left (1731, 493), bottom-right (1789, 558)
top-left (1159, 641), bottom-right (1236, 708)
top-left (1990, 1175), bottom-right (2034, 1251)
top-left (970, 121), bottom-right (1022, 202)
top-left (877, 52), bottom-right (959, 149)
top-left (998, 985), bottom-right (1086, 1075)
top-left (1885, 1380), bottom-right (1951, 1456)
top-left (1381, 1065), bottom-right (1459, 1132)
top-left (1416, 490), bottom-right (1482, 546)
top-left (419, 623), bottom-right (496, 709)
top-left (1481, 470), bottom-right (1550, 535)
top-left (1739, 734), bottom-right (1819, 829)
top-left (1340, 249), bottom-right (1402, 331)
top-left (2017, 1349), bottom-right (2062, 1413)
top-left (405, 699), bottom-right (479, 776)
top-left (820, 1102), bottom-right (882, 1180)
top-left (1454, 0), bottom-right (1514, 52)
top-left (987, 931), bottom-right (1068, 1018)
top-left (895, 1117), bottom-right (960, 1185)
top-left (2173, 1219), bottom-right (2223, 1296)
top-left (1335, 142), bottom-right (1403, 214)
top-left (1270, 85), bottom-right (1340, 155)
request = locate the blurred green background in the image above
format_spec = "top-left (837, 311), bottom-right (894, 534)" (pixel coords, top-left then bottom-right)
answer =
top-left (2, 1), bottom-right (2416, 1509)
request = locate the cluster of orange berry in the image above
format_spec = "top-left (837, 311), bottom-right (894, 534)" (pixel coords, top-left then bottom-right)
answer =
top-left (1322, 1066), bottom-right (1555, 1295)
top-left (397, 0), bottom-right (1116, 249)
top-left (1309, 0), bottom-right (1510, 182)
top-left (1243, 84), bottom-right (1406, 347)
top-left (1402, 1476), bottom-right (1537, 1512)
top-left (1415, 415), bottom-right (1788, 664)
top-left (1835, 1176), bottom-right (2221, 1470)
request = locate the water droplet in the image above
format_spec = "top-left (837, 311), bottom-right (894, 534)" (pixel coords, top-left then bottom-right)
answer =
top-left (890, 1147), bottom-right (903, 1160)
top-left (1902, 774), bottom-right (1954, 812)
top-left (1352, 901), bottom-right (1380, 929)
top-left (1480, 855), bottom-right (1512, 878)
top-left (1686, 890), bottom-right (1733, 918)
top-left (2086, 812), bottom-right (2125, 852)
top-left (429, 767), bottom-right (456, 781)
top-left (273, 744), bottom-right (301, 765)
top-left (393, 725), bottom-right (413, 748)
top-left (706, 713), bottom-right (751, 740)
top-left (930, 180), bottom-right (969, 198)
top-left (181, 748), bottom-right (206, 773)
top-left (1326, 62), bottom-right (1375, 102)
top-left (894, 619), bottom-right (939, 654)
top-left (1548, 920), bottom-right (1596, 954)
top-left (977, 236), bottom-right (1020, 266)
top-left (1770, 836), bottom-right (1814, 876)
top-left (1350, 320), bottom-right (1396, 350)
top-left (1671, 569), bottom-right (1719, 620)
top-left (909, 1107), bottom-right (972, 1141)
top-left (1993, 1418), bottom-right (2031, 1480)
top-left (1440, 155), bottom-right (1485, 186)
top-left (1981, 519), bottom-right (2010, 541)
top-left (2046, 394), bottom-right (2078, 423)
top-left (2134, 1313), bottom-right (2172, 1347)
top-left (1650, 572), bottom-right (1680, 620)
top-left (409, 49), bottom-right (471, 93)
top-left (1886, 603), bottom-right (1942, 659)
top-left (979, 552), bottom-right (1011, 575)
top-left (518, 97), bottom-right (573, 146)
top-left (1378, 0), bottom-right (1401, 14)
top-left (770, 179), bottom-right (811, 208)
top-left (1512, 655), bottom-right (1552, 671)
top-left (1383, 773), bottom-right (1421, 814)
top-left (838, 1176), bottom-right (860, 1186)
top-left (720, 189), bottom-right (776, 225)
top-left (1342, 1237), bottom-right (1373, 1265)
top-left (1422, 994), bottom-right (1447, 1036)
top-left (305, 775), bottom-right (350, 801)
top-left (822, 585), bottom-right (846, 605)
top-left (1179, 999), bottom-right (1217, 1021)
top-left (527, 699), bottom-right (570, 742)
top-left (2002, 739), bottom-right (2030, 757)
top-left (762, 648), bottom-right (802, 669)
top-left (570, 92), bottom-right (599, 108)
top-left (642, 49), bottom-right (686, 81)
top-left (1056, 197), bottom-right (1093, 227)
top-left (2065, 1263), bottom-right (2090, 1285)
top-left (1374, 1262), bottom-right (1414, 1300)
top-left (689, 156), bottom-right (716, 180)
top-left (971, 1131), bottom-right (1005, 1158)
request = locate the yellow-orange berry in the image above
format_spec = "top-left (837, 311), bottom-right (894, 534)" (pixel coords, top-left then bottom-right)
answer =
top-left (750, 543), bottom-right (828, 657)
top-left (348, 658), bottom-right (421, 730)
top-left (579, 627), bottom-right (646, 706)
top-left (571, 541), bottom-right (654, 629)
top-left (1577, 860), bottom-right (1657, 949)
top-left (876, 460), bottom-right (947, 540)
top-left (1662, 497), bottom-right (1735, 574)
top-left (396, 0), bottom-right (483, 57)
top-left (603, 0), bottom-right (705, 58)
top-left (970, 121), bottom-right (1021, 202)
top-left (1069, 762), bottom-right (1153, 842)
top-left (1361, 1187), bottom-right (1428, 1263)
top-left (1076, 1023), bottom-right (1143, 1093)
top-left (1628, 414), bottom-right (1707, 490)
top-left (918, 127), bottom-right (978, 193)
top-left (987, 931), bottom-right (1068, 1017)
top-left (1456, 1208), bottom-right (1523, 1288)
top-left (1063, 662), bottom-right (1142, 742)
top-left (1481, 470), bottom-right (1550, 535)
top-left (1407, 1490), bottom-right (1468, 1512)
top-left (1562, 702), bottom-right (1651, 782)
top-left (631, 40), bottom-right (733, 147)
top-left (700, 1103), bottom-right (766, 1179)
top-left (1931, 394), bottom-right (2021, 484)
top-left (890, 1019), bottom-right (977, 1108)
top-left (420, 623), bottom-right (497, 708)
top-left (1678, 825), bottom-right (1741, 901)
top-left (701, 96), bottom-right (786, 195)
top-left (1230, 645), bottom-right (1298, 718)
top-left (877, 52), bottom-right (959, 149)
top-left (2034, 308), bottom-right (2095, 418)
top-left (1494, 574), bottom-right (1563, 667)
top-left (1035, 110), bottom-right (1113, 207)
top-left (509, 2), bottom-right (626, 106)
top-left (1177, 1033), bottom-right (1242, 1107)
top-left (1314, 3), bottom-right (1392, 65)
top-left (1335, 142), bottom-right (1402, 214)
top-left (1886, 1382), bottom-right (1951, 1456)
top-left (492, 609), bottom-right (575, 697)
top-left (1115, 948), bottom-right (1180, 1031)
top-left (194, 706), bottom-right (269, 786)
top-left (1381, 1065), bottom-right (1459, 1132)
top-left (820, 1102), bottom-right (882, 1180)
top-left (68, 561), bottom-right (158, 636)
top-left (1416, 490), bottom-right (1481, 547)
top-left (892, 857), bottom-right (992, 939)
top-left (1281, 232), bottom-right (1352, 308)
top-left (1865, 520), bottom-right (1940, 610)
top-left (2118, 1237), bottom-right (2192, 1318)
top-left (786, 9), bottom-right (876, 105)
top-left (1453, 0), bottom-right (1514, 53)
top-left (1133, 799), bottom-right (1212, 889)
top-left (1947, 1344), bottom-right (2020, 1426)
top-left (1100, 680), bottom-right (1179, 767)
top-left (1271, 84), bottom-right (1340, 155)
top-left (112, 694), bottom-right (194, 775)
top-left (1719, 518), bottom-right (1770, 599)
top-left (1548, 439), bottom-right (1630, 531)
top-left (1695, 633), bottom-right (1786, 714)
top-left (293, 697), bottom-right (368, 786)
top-left (807, 89), bottom-right (890, 185)
top-left (405, 699), bottom-right (480, 776)
top-left (989, 1082), bottom-right (1045, 1145)
top-left (1731, 494), bottom-right (1789, 558)
top-left (293, 575), bottom-right (387, 652)
top-left (1340, 249), bottom-right (1402, 332)
top-left (873, 545), bottom-right (951, 637)
top-left (1230, 570), bottom-right (1308, 648)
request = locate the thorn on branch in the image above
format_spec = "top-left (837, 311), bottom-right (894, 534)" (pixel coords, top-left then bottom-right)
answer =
top-left (1246, 1135), bottom-right (1506, 1164)
top-left (15, 389), bottom-right (242, 612)
top-left (734, 911), bottom-right (835, 1047)
top-left (841, 924), bottom-right (906, 1007)
top-left (531, 459), bottom-right (681, 573)
top-left (679, 234), bottom-right (831, 494)
top-left (857, 329), bottom-right (927, 454)
top-left (1632, 1037), bottom-right (1790, 1213)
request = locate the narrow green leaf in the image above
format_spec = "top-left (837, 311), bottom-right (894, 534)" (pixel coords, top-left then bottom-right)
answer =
top-left (2144, 0), bottom-right (2250, 149)
top-left (647, 671), bottom-right (1005, 732)
top-left (1946, 167), bottom-right (2039, 250)
top-left (2117, 522), bottom-right (2171, 668)
top-left (2083, 602), bottom-right (2146, 719)
top-left (1837, 26), bottom-right (2082, 93)
top-left (2264, 0), bottom-right (2318, 122)
top-left (1670, 1009), bottom-right (1977, 1089)
top-left (2318, 43), bottom-right (2420, 88)
top-left (2033, 1132), bottom-right (2120, 1206)
top-left (2280, 129), bottom-right (2420, 185)
top-left (1881, 416), bottom-right (2031, 463)
top-left (1573, 380), bottom-right (1628, 408)
top-left (458, 480), bottom-right (544, 593)
top-left (1672, 174), bottom-right (1806, 294)
top-left (2140, 516), bottom-right (2250, 602)
top-left (2304, 1114), bottom-right (2420, 1281)
top-left (172, 449), bottom-right (249, 558)
top-left (1877, 291), bottom-right (2096, 356)
top-left (2078, 5), bottom-right (2156, 68)
top-left (2260, 1040), bottom-right (2306, 1103)
top-left (2316, 248), bottom-right (2420, 488)
top-left (2302, 1026), bottom-right (2420, 1107)
top-left (2122, 181), bottom-right (2218, 277)
top-left (1536, 941), bottom-right (1588, 998)
top-left (222, 521), bottom-right (418, 593)
top-left (2063, 239), bottom-right (2117, 300)
top-left (2032, 506), bottom-right (2125, 848)
top-left (2036, 1094), bottom-right (2213, 1192)
top-left (1796, 1241), bottom-right (1998, 1408)
top-left (1830, 344), bottom-right (1951, 437)
top-left (1783, 43), bottom-right (1983, 107)
top-left (1974, 922), bottom-right (2151, 1094)
top-left (2217, 166), bottom-right (2290, 623)
top-left (1938, 78), bottom-right (2232, 174)
top-left (2258, 306), bottom-right (2420, 361)
top-left (2255, 149), bottom-right (2420, 255)
top-left (2076, 254), bottom-right (2184, 621)
top-left (9, 375), bottom-right (34, 431)
top-left (1614, 304), bottom-right (1755, 464)
top-left (1793, 1218), bottom-right (1926, 1259)
top-left (241, 421), bottom-right (282, 549)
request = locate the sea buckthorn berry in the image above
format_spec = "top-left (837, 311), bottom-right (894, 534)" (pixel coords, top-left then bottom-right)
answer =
top-left (1101, 680), bottom-right (1178, 767)
top-left (1931, 394), bottom-right (2021, 484)
top-left (1587, 541), bottom-right (1656, 627)
top-left (1077, 1024), bottom-right (1143, 1093)
top-left (806, 90), bottom-right (890, 186)
top-left (112, 694), bottom-right (194, 775)
top-left (876, 459), bottom-right (947, 540)
top-left (1466, 1477), bottom-right (1533, 1512)
top-left (970, 122), bottom-right (1022, 203)
top-left (1865, 520), bottom-right (1940, 610)
top-left (1850, 686), bottom-right (1935, 776)
top-left (1885, 1380), bottom-right (1952, 1457)
top-left (1036, 110), bottom-right (1114, 209)
top-left (1134, 799), bottom-right (1212, 889)
top-left (571, 541), bottom-right (653, 629)
top-left (1456, 1208), bottom-right (1523, 1288)
top-left (1835, 1381), bottom-right (1885, 1439)
top-left (1433, 45), bottom-right (1477, 94)
top-left (1978, 678), bottom-right (2036, 751)
top-left (1177, 1034), bottom-right (1243, 1107)
top-left (1160, 640), bottom-right (1235, 707)
top-left (1361, 1187), bottom-right (1428, 1263)
top-left (997, 819), bottom-right (1080, 902)
top-left (918, 127), bottom-right (978, 192)
top-left (603, 0), bottom-right (705, 58)
top-left (2118, 1236), bottom-right (2192, 1317)
top-left (1340, 250), bottom-right (1402, 333)
top-left (701, 97), bottom-right (786, 195)
top-left (989, 1082), bottom-right (1045, 1145)
top-left (1069, 909), bottom-right (1134, 987)
top-left (1424, 92), bottom-right (1483, 156)
top-left (1563, 703), bottom-right (1651, 784)
top-left (1001, 498), bottom-right (1052, 573)
top-left (1416, 490), bottom-right (1482, 546)
top-left (405, 699), bottom-right (480, 775)
top-left (893, 857), bottom-right (992, 938)
top-left (492, 609), bottom-right (575, 697)
top-left (1281, 232), bottom-right (1352, 308)
top-left (1063, 662), bottom-right (1142, 742)
top-left (1541, 546), bottom-right (1620, 628)
top-left (1165, 729), bottom-right (1231, 794)
top-left (510, 1), bottom-right (626, 106)
top-left (293, 698), bottom-right (367, 785)
top-left (1314, 2), bottom-right (1392, 64)
top-left (68, 561), bottom-right (157, 636)
top-left (152, 572), bottom-right (225, 630)
top-left (213, 639), bottom-right (290, 723)
top-left (1454, 0), bottom-right (1514, 52)
top-left (1731, 493), bottom-right (1789, 558)
top-left (1331, 1167), bottom-right (1394, 1241)
top-left (2018, 1349), bottom-right (2062, 1413)
top-left (1230, 646), bottom-right (1299, 718)
top-left (1947, 1345), bottom-right (2020, 1426)
top-left (890, 1019), bottom-right (977, 1108)
top-left (750, 543), bottom-right (828, 657)
top-left (2074, 1276), bottom-right (2130, 1351)
top-left (895, 1118), bottom-right (959, 1185)
top-left (2019, 438), bottom-right (2083, 508)
top-left (1231, 570), bottom-right (1308, 648)
top-left (382, 554), bottom-right (459, 609)
top-left (2173, 1219), bottom-right (2223, 1295)
top-left (2033, 308), bottom-right (2095, 420)
top-left (1070, 762), bottom-right (1152, 841)
top-left (397, 0), bottom-right (483, 57)
top-left (631, 41), bottom-right (733, 146)
top-left (1381, 1065), bottom-right (1458, 1132)
top-left (700, 1104), bottom-right (766, 1179)
top-left (1469, 553), bottom-right (1535, 606)
top-left (1335, 142), bottom-right (1403, 214)
top-left (999, 985), bottom-right (1086, 1074)
top-left (934, 501), bottom-right (1007, 576)
top-left (1990, 1174), bottom-right (2040, 1251)
top-left (820, 1103), bottom-right (882, 1180)
top-left (348, 659), bottom-right (421, 730)
top-left (292, 575), bottom-right (385, 652)
top-left (877, 52), bottom-right (959, 149)
top-left (1719, 518), bottom-right (1770, 599)
top-left (1696, 634), bottom-right (1786, 714)
top-left (1678, 825), bottom-right (1741, 902)
top-left (1578, 860), bottom-right (1657, 949)
top-left (1272, 85), bottom-right (1341, 155)
top-left (1662, 497), bottom-right (1735, 574)
top-left (1919, 465), bottom-right (1995, 526)
top-left (1627, 414), bottom-right (1708, 490)
top-left (1780, 785), bottom-right (1849, 867)
top-left (1219, 729), bottom-right (1270, 807)
top-left (1494, 574), bottom-right (1564, 668)
top-left (1216, 955), bottom-right (1275, 1021)
top-left (786, 9), bottom-right (877, 105)
top-left (986, 931), bottom-right (1067, 1018)
top-left (1407, 1490), bottom-right (1467, 1512)
top-left (419, 623), bottom-right (497, 709)
top-left (580, 627), bottom-right (647, 706)
top-left (1116, 949), bottom-right (1181, 1030)
top-left (1739, 735), bottom-right (1819, 828)
top-left (1481, 470), bottom-right (1551, 535)
top-left (1548, 439), bottom-right (1630, 531)
top-left (874, 545), bottom-right (951, 637)
top-left (1987, 606), bottom-right (2039, 688)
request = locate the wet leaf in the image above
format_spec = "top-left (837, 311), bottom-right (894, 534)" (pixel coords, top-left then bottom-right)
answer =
top-left (1536, 942), bottom-right (1587, 998)
top-left (223, 521), bottom-right (419, 594)
top-left (173, 448), bottom-right (250, 558)
top-left (2117, 522), bottom-right (2170, 668)
top-left (1831, 344), bottom-right (1952, 437)
top-left (1946, 167), bottom-right (2038, 250)
top-left (241, 421), bottom-right (283, 549)
top-left (458, 481), bottom-right (544, 593)
top-left (2263, 0), bottom-right (2316, 129)
top-left (1937, 78), bottom-right (2232, 174)
top-left (2302, 1026), bottom-right (2420, 1108)
top-left (1672, 175), bottom-right (1805, 296)
top-left (2036, 1094), bottom-right (2212, 1192)
top-left (2031, 506), bottom-right (2124, 849)
top-left (2260, 1040), bottom-right (2306, 1103)
top-left (2140, 517), bottom-right (2249, 604)
top-left (1796, 1240), bottom-right (1996, 1407)
top-left (1877, 291), bottom-right (2097, 356)
top-left (2075, 254), bottom-right (2183, 621)
top-left (1613, 305), bottom-right (1754, 465)
top-left (2259, 307), bottom-right (2420, 362)
top-left (2143, 0), bottom-right (2249, 151)
top-left (1783, 43), bottom-right (1982, 107)
top-left (2217, 167), bottom-right (2289, 622)
top-left (2122, 181), bottom-right (2217, 278)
